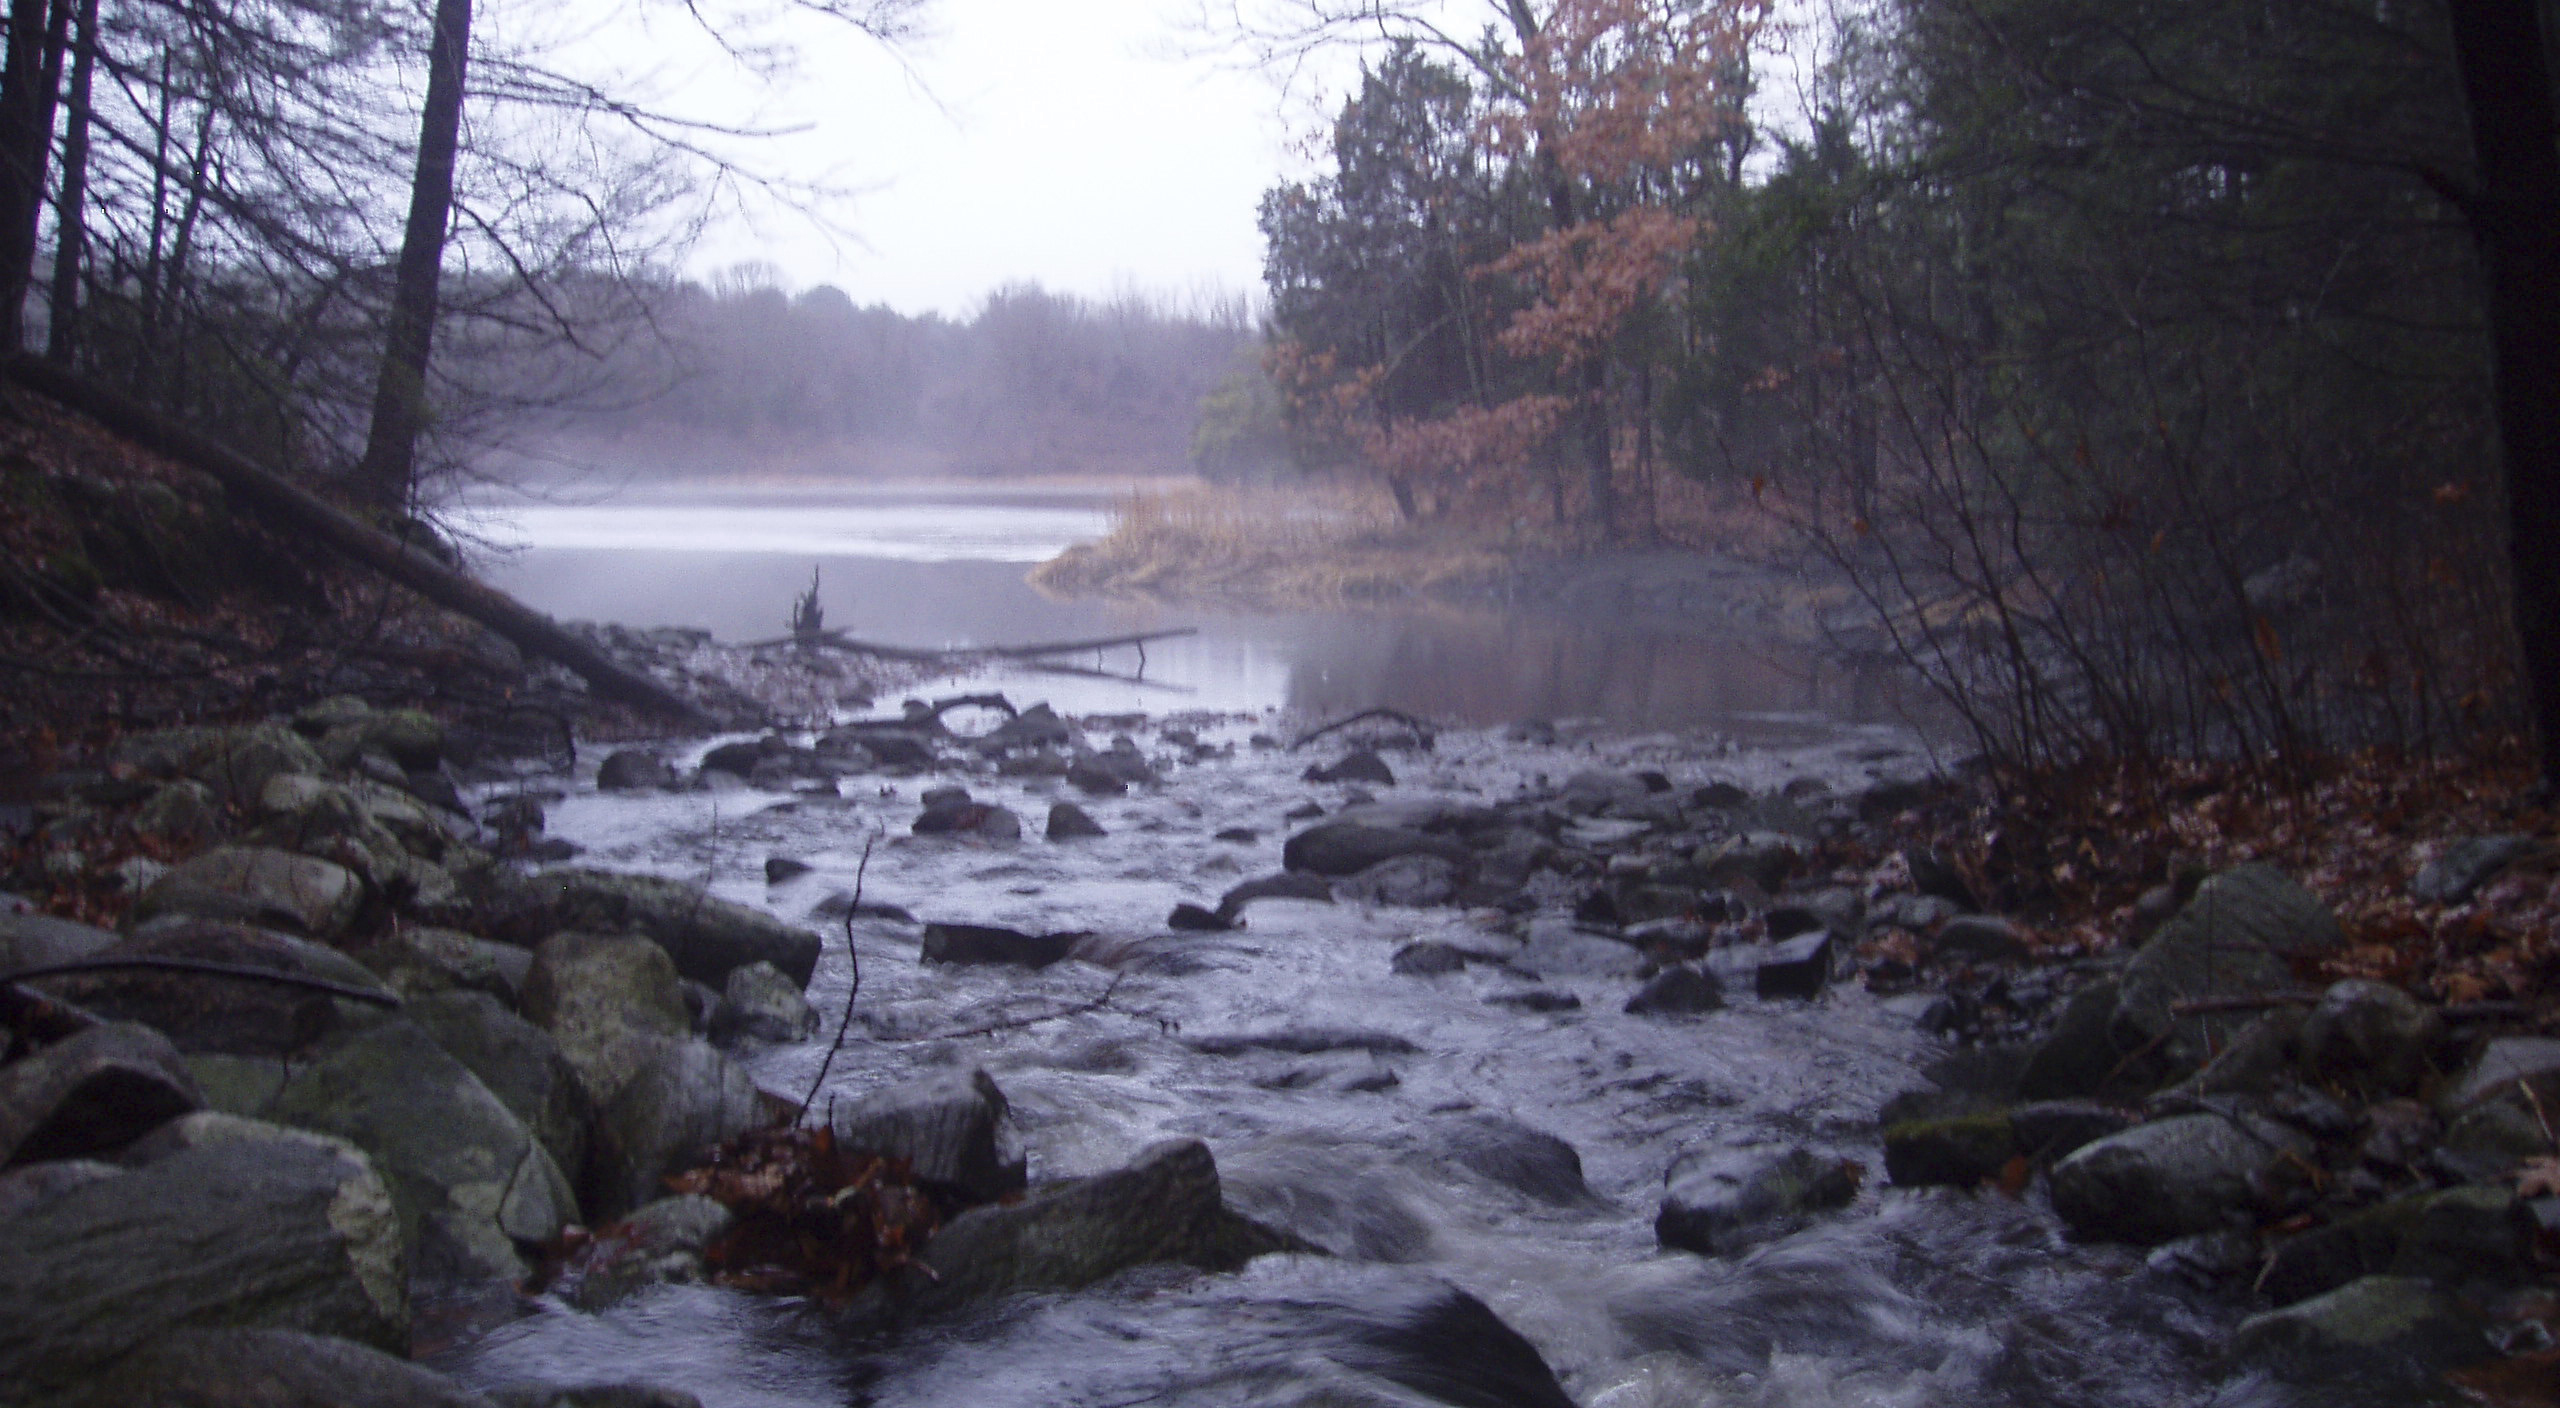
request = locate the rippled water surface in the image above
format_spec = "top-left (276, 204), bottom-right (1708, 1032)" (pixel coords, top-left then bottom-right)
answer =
top-left (432, 715), bottom-right (2369, 1408)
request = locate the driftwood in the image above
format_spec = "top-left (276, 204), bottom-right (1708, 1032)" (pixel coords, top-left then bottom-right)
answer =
top-left (0, 956), bottom-right (404, 1007)
top-left (736, 626), bottom-right (1197, 664)
top-left (1289, 707), bottom-right (1437, 752)
top-left (981, 628), bottom-right (1197, 659)
top-left (1016, 659), bottom-right (1196, 692)
top-left (3, 356), bottom-right (713, 728)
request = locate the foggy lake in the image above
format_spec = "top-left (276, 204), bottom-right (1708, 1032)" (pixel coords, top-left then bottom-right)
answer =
top-left (464, 482), bottom-right (1915, 739)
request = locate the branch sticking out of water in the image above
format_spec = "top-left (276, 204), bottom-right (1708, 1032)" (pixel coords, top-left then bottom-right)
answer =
top-left (796, 826), bottom-right (880, 1125)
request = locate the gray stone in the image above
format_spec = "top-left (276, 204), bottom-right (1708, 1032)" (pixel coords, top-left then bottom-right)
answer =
top-left (709, 961), bottom-right (819, 1046)
top-left (1390, 941), bottom-right (1472, 977)
top-left (1045, 802), bottom-right (1107, 839)
top-left (1655, 1144), bottom-right (1859, 1256)
top-left (1166, 902), bottom-right (1231, 931)
top-left (132, 846), bottom-right (365, 939)
top-left (2297, 980), bottom-right (2440, 1097)
top-left (1214, 872), bottom-right (1334, 923)
top-left (1064, 757), bottom-right (1129, 796)
top-left (1304, 750), bottom-right (1395, 786)
top-left (0, 1022), bottom-right (201, 1166)
top-left (402, 991), bottom-right (592, 1192)
top-left (0, 1158), bottom-right (121, 1223)
top-left (1755, 931), bottom-right (1834, 999)
top-left (2008, 1101), bottom-right (2135, 1162)
top-left (493, 869), bottom-right (823, 989)
top-left (0, 910), bottom-right (117, 973)
top-left (113, 724), bottom-right (326, 807)
top-left (595, 751), bottom-right (676, 792)
top-left (1932, 915), bottom-right (2031, 963)
top-left (2411, 835), bottom-right (2533, 905)
top-left (2442, 1035), bottom-right (2560, 1110)
top-left (1624, 965), bottom-right (1724, 1016)
top-left (1882, 1113), bottom-right (2014, 1188)
top-left (2172, 1008), bottom-right (2305, 1098)
top-left (1334, 853), bottom-right (1460, 906)
top-left (2048, 1111), bottom-right (2310, 1244)
top-left (2229, 1275), bottom-right (2491, 1374)
top-left (1426, 1114), bottom-right (1589, 1206)
top-left (346, 926), bottom-right (525, 1004)
top-left (590, 1037), bottom-right (767, 1220)
top-left (1281, 822), bottom-right (1471, 878)
top-left (61, 1327), bottom-right (495, 1408)
top-left (132, 779), bottom-right (223, 845)
top-left (0, 1128), bottom-right (408, 1394)
top-left (2016, 979), bottom-right (2156, 1100)
top-left (2259, 1185), bottom-right (2533, 1306)
top-left (828, 1068), bottom-right (1025, 1203)
top-left (912, 798), bottom-right (1022, 841)
top-left (546, 1194), bottom-right (736, 1312)
top-left (520, 931), bottom-right (691, 1106)
top-left (918, 922), bottom-right (1078, 969)
top-left (265, 1020), bottom-right (576, 1282)
top-left (1517, 917), bottom-right (1644, 979)
top-left (34, 920), bottom-right (394, 1057)
top-left (2114, 865), bottom-right (2343, 1076)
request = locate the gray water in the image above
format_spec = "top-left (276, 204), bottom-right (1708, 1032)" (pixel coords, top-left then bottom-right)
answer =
top-left (433, 717), bottom-right (2341, 1408)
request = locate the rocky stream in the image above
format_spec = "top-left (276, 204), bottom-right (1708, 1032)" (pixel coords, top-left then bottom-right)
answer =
top-left (0, 686), bottom-right (2551, 1408)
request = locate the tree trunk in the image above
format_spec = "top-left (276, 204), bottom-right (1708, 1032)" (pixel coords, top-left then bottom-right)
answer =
top-left (0, 0), bottom-right (56, 351)
top-left (2442, 0), bottom-right (2560, 789)
top-left (42, 0), bottom-right (92, 362)
top-left (355, 0), bottom-right (473, 515)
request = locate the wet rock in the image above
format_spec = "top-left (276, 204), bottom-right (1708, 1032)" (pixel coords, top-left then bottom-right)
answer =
top-left (828, 1067), bottom-right (1025, 1203)
top-left (114, 723), bottom-right (326, 807)
top-left (1046, 801), bottom-right (1107, 840)
top-left (39, 919), bottom-right (394, 1057)
top-left (2114, 864), bottom-right (2343, 1076)
top-left (1879, 991), bottom-right (1956, 1034)
top-left (1391, 941), bottom-right (1473, 977)
top-left (912, 797), bottom-right (1022, 841)
top-left (709, 961), bottom-right (819, 1045)
top-left (1427, 1114), bottom-right (1589, 1206)
top-left (590, 1036), bottom-right (767, 1220)
top-left (1305, 750), bottom-right (1395, 787)
top-left (403, 991), bottom-right (591, 1188)
top-left (1868, 891), bottom-right (1960, 933)
top-left (1215, 871), bottom-right (1334, 923)
top-left (321, 708), bottom-right (448, 774)
top-left (2172, 1007), bottom-right (2304, 1098)
top-left (2145, 1227), bottom-right (2260, 1288)
top-left (1518, 916), bottom-right (1644, 979)
top-left (1655, 1144), bottom-right (1860, 1256)
top-left (764, 856), bottom-right (812, 884)
top-left (2048, 1110), bottom-right (2310, 1244)
top-left (2411, 835), bottom-right (2533, 905)
top-left (132, 778), bottom-right (223, 845)
top-left (1696, 832), bottom-right (1804, 892)
top-left (1281, 822), bottom-right (1471, 878)
top-left (1754, 931), bottom-right (1834, 1000)
top-left (1283, 800), bottom-right (1324, 821)
top-left (132, 846), bottom-right (365, 939)
top-left (1901, 847), bottom-right (1980, 910)
top-left (0, 1022), bottom-right (201, 1166)
top-left (2442, 1034), bottom-right (2560, 1110)
top-left (64, 1327), bottom-right (494, 1408)
top-left (346, 926), bottom-right (526, 1005)
top-left (919, 921), bottom-right (1079, 969)
top-left (1624, 965), bottom-right (1724, 1016)
top-left (1213, 826), bottom-right (1259, 843)
top-left (547, 1194), bottom-right (735, 1312)
top-left (2228, 1275), bottom-right (2492, 1375)
top-left (1931, 915), bottom-right (2031, 963)
top-left (265, 1019), bottom-right (576, 1282)
top-left (2008, 1100), bottom-right (2135, 1161)
top-left (1882, 1113), bottom-right (2013, 1188)
top-left (520, 931), bottom-right (692, 1106)
top-left (2297, 979), bottom-right (2440, 1097)
top-left (1166, 902), bottom-right (1231, 931)
top-left (0, 909), bottom-right (116, 972)
top-left (1065, 757), bottom-right (1131, 796)
top-left (976, 701), bottom-right (1075, 754)
top-left (1191, 1027), bottom-right (1421, 1057)
top-left (0, 1126), bottom-right (408, 1394)
top-left (2259, 1185), bottom-right (2533, 1306)
top-left (877, 1139), bottom-right (1296, 1321)
top-left (595, 750), bottom-right (676, 792)
top-left (1485, 988), bottom-right (1581, 1013)
top-left (2015, 979), bottom-right (2153, 1100)
top-left (1334, 853), bottom-right (1460, 907)
top-left (494, 868), bottom-right (823, 988)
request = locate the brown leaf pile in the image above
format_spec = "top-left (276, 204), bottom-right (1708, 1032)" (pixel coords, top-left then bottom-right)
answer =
top-left (663, 1125), bottom-right (945, 1303)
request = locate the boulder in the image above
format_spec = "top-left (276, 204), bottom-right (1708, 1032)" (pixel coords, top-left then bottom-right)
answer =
top-left (1304, 750), bottom-right (1395, 787)
top-left (401, 992), bottom-right (592, 1192)
top-left (1624, 965), bottom-right (1724, 1016)
top-left (2259, 1185), bottom-right (2534, 1306)
top-left (1045, 802), bottom-right (1107, 840)
top-left (264, 1019), bottom-right (576, 1282)
top-left (709, 961), bottom-right (819, 1046)
top-left (64, 1327), bottom-right (495, 1408)
top-left (2007, 1101), bottom-right (2135, 1162)
top-left (828, 1068), bottom-right (1025, 1204)
top-left (918, 922), bottom-right (1079, 969)
top-left (2411, 835), bottom-right (2533, 905)
top-left (764, 856), bottom-right (812, 885)
top-left (0, 909), bottom-right (117, 972)
top-left (1931, 915), bottom-right (2031, 963)
top-left (2114, 865), bottom-right (2342, 1076)
top-left (1391, 941), bottom-right (1472, 977)
top-left (34, 920), bottom-right (395, 1057)
top-left (877, 1139), bottom-right (1293, 1321)
top-left (131, 779), bottom-right (223, 845)
top-left (545, 1194), bottom-right (735, 1312)
top-left (1425, 1114), bottom-right (1589, 1206)
top-left (316, 708), bottom-right (447, 773)
top-left (2441, 1034), bottom-right (2560, 1111)
top-left (0, 1127), bottom-right (407, 1394)
top-left (2173, 1008), bottom-right (2305, 1098)
top-left (1214, 872), bottom-right (1334, 923)
top-left (493, 869), bottom-right (823, 989)
top-left (0, 1022), bottom-right (201, 1166)
top-left (1882, 1113), bottom-right (2014, 1189)
top-left (1901, 847), bottom-right (1980, 910)
top-left (2228, 1275), bottom-right (2491, 1375)
top-left (345, 926), bottom-right (526, 1005)
top-left (594, 751), bottom-right (676, 792)
top-left (132, 847), bottom-right (365, 939)
top-left (1166, 903), bottom-right (1230, 931)
top-left (589, 1037), bottom-right (767, 1220)
top-left (1655, 1144), bottom-right (1859, 1256)
top-left (113, 724), bottom-right (326, 807)
top-left (2016, 979), bottom-right (2155, 1100)
top-left (912, 797), bottom-right (1022, 841)
top-left (1064, 758), bottom-right (1129, 796)
top-left (1333, 854), bottom-right (1460, 907)
top-left (1281, 823), bottom-right (1470, 878)
top-left (519, 932), bottom-right (691, 1106)
top-left (976, 702), bottom-right (1075, 753)
top-left (1754, 932), bottom-right (1834, 999)
top-left (1517, 917), bottom-right (1644, 979)
top-left (2296, 980), bottom-right (2440, 1097)
top-left (2048, 1111), bottom-right (2309, 1244)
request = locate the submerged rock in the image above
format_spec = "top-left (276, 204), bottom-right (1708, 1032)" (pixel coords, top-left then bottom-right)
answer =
top-left (1281, 823), bottom-right (1470, 878)
top-left (918, 922), bottom-right (1080, 969)
top-left (1045, 801), bottom-right (1107, 840)
top-left (1655, 1144), bottom-right (1859, 1256)
top-left (595, 750), bottom-right (676, 792)
top-left (1624, 965), bottom-right (1724, 1016)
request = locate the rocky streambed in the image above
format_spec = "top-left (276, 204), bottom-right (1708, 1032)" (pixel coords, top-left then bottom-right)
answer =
top-left (0, 694), bottom-right (2551, 1407)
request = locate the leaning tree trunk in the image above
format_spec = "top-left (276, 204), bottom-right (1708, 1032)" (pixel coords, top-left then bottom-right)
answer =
top-left (2442, 0), bottom-right (2560, 790)
top-left (0, 0), bottom-right (56, 351)
top-left (355, 0), bottom-right (472, 515)
top-left (44, 0), bottom-right (94, 363)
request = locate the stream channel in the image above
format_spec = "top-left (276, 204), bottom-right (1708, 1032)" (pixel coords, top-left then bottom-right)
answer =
top-left (431, 486), bottom-right (2337, 1407)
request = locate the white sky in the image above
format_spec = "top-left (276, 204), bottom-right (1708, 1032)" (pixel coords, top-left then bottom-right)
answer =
top-left (640, 1), bottom-right (1316, 317)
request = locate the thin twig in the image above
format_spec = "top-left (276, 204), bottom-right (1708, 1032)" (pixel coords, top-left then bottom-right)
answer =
top-left (797, 826), bottom-right (881, 1122)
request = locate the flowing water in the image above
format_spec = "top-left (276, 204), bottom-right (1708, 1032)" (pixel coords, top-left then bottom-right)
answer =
top-left (432, 485), bottom-right (2351, 1407)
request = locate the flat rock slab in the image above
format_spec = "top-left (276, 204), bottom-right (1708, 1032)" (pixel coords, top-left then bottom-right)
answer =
top-left (33, 920), bottom-right (395, 1057)
top-left (2049, 1110), bottom-right (2309, 1245)
top-left (829, 1068), bottom-right (1025, 1203)
top-left (133, 847), bottom-right (365, 939)
top-left (497, 869), bottom-right (822, 989)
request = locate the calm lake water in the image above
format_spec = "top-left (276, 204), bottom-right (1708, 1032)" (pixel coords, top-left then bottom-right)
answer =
top-left (462, 482), bottom-right (1914, 738)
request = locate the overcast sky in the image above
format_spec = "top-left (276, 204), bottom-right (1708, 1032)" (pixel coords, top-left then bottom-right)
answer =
top-left (646, 1), bottom-right (1316, 318)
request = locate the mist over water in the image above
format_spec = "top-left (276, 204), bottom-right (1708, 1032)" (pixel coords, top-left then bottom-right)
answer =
top-left (466, 483), bottom-right (1916, 737)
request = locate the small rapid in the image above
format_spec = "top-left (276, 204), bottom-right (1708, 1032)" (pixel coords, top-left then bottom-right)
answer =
top-left (436, 711), bottom-right (2334, 1408)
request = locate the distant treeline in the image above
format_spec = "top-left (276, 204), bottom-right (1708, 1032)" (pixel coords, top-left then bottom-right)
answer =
top-left (518, 274), bottom-right (1261, 481)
